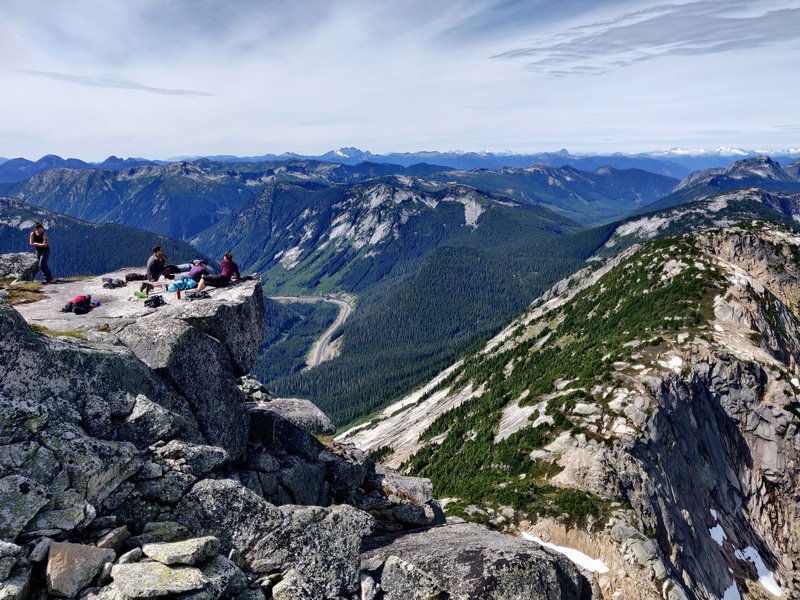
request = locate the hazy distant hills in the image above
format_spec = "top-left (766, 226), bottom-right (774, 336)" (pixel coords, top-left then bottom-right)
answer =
top-left (2, 158), bottom-right (681, 240)
top-left (1, 160), bottom-right (435, 238)
top-left (426, 164), bottom-right (678, 225)
top-left (636, 155), bottom-right (800, 215)
top-left (0, 154), bottom-right (161, 184)
top-left (184, 147), bottom-right (691, 178)
top-left (0, 196), bottom-right (203, 277)
top-left (2, 162), bottom-right (265, 239)
top-left (186, 146), bottom-right (800, 178)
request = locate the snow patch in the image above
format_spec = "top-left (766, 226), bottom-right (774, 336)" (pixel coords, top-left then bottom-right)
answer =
top-left (734, 546), bottom-right (783, 596)
top-left (791, 377), bottom-right (800, 388)
top-left (522, 533), bottom-right (609, 574)
top-left (710, 524), bottom-right (726, 546)
top-left (722, 581), bottom-right (741, 600)
top-left (613, 215), bottom-right (671, 239)
top-left (657, 356), bottom-right (683, 373)
top-left (714, 324), bottom-right (725, 332)
top-left (707, 197), bottom-right (729, 212)
top-left (661, 259), bottom-right (687, 280)
top-left (280, 246), bottom-right (302, 269)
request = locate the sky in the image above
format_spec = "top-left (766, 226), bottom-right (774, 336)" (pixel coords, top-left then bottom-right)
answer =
top-left (1, 0), bottom-right (799, 160)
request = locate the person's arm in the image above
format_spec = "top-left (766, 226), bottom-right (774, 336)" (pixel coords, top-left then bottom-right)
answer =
top-left (29, 232), bottom-right (36, 248)
top-left (41, 232), bottom-right (49, 248)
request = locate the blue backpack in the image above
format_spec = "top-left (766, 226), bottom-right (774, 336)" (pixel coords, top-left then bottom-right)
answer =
top-left (167, 278), bottom-right (197, 293)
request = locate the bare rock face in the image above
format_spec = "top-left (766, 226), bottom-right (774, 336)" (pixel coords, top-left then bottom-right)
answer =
top-left (256, 398), bottom-right (336, 436)
top-left (169, 283), bottom-right (265, 375)
top-left (119, 319), bottom-right (250, 461)
top-left (110, 562), bottom-right (208, 597)
top-left (46, 542), bottom-right (115, 598)
top-left (141, 536), bottom-right (220, 566)
top-left (0, 252), bottom-right (38, 282)
top-left (172, 479), bottom-right (284, 555)
top-left (361, 522), bottom-right (600, 600)
top-left (247, 504), bottom-right (375, 597)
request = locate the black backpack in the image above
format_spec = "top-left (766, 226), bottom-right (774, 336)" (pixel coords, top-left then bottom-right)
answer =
top-left (144, 295), bottom-right (166, 308)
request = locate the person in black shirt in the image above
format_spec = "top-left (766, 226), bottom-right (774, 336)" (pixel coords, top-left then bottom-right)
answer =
top-left (145, 246), bottom-right (180, 281)
top-left (28, 222), bottom-right (53, 283)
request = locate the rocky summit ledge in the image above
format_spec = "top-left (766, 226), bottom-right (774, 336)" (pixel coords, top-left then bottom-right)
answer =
top-left (11, 268), bottom-right (265, 375)
top-left (0, 254), bottom-right (601, 600)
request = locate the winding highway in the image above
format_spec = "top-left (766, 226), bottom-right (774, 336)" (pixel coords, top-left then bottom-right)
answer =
top-left (269, 295), bottom-right (354, 368)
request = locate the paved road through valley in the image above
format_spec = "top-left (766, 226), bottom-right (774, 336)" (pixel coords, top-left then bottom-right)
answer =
top-left (269, 295), bottom-right (354, 368)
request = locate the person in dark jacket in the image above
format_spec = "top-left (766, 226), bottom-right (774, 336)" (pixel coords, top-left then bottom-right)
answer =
top-left (197, 252), bottom-right (240, 291)
top-left (29, 222), bottom-right (53, 283)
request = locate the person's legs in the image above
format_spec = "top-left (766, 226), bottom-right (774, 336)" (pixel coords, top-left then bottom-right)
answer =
top-left (38, 250), bottom-right (53, 282)
top-left (201, 275), bottom-right (229, 289)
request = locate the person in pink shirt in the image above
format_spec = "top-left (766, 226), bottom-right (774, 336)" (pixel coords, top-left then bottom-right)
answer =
top-left (197, 252), bottom-right (240, 292)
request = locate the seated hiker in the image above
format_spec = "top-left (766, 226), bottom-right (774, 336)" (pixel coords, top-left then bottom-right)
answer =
top-left (61, 294), bottom-right (93, 314)
top-left (145, 246), bottom-right (180, 282)
top-left (197, 252), bottom-right (240, 292)
top-left (187, 259), bottom-right (209, 283)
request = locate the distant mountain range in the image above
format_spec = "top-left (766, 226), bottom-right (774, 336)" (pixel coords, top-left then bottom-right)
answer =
top-left (182, 146), bottom-right (800, 177)
top-left (196, 176), bottom-right (583, 295)
top-left (2, 159), bottom-right (681, 240)
top-left (0, 154), bottom-right (162, 184)
top-left (4, 147), bottom-right (800, 184)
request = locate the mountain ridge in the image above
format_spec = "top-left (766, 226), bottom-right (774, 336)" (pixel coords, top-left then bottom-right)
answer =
top-left (341, 222), bottom-right (800, 599)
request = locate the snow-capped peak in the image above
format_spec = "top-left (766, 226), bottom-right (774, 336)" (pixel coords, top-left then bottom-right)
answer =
top-left (652, 147), bottom-right (750, 157)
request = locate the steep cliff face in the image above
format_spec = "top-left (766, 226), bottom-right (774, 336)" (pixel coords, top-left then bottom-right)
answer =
top-left (342, 225), bottom-right (800, 599)
top-left (0, 269), bottom-right (599, 600)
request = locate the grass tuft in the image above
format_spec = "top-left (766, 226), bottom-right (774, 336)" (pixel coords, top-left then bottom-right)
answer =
top-left (30, 323), bottom-right (86, 339)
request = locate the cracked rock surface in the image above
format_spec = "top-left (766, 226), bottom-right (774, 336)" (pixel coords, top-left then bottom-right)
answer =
top-left (0, 261), bottom-right (597, 600)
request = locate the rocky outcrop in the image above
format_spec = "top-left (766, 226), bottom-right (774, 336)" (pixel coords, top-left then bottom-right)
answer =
top-left (254, 399), bottom-right (335, 436)
top-left (0, 253), bottom-right (37, 282)
top-left (0, 261), bottom-right (597, 600)
top-left (361, 522), bottom-right (600, 599)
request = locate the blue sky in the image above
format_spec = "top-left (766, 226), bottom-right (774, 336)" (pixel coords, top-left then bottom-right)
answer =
top-left (1, 0), bottom-right (798, 160)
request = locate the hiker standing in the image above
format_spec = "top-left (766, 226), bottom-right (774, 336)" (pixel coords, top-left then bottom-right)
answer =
top-left (29, 222), bottom-right (53, 283)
